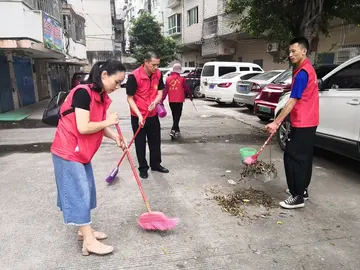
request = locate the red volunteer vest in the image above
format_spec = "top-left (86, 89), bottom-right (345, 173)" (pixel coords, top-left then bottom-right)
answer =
top-left (51, 84), bottom-right (112, 164)
top-left (131, 66), bottom-right (161, 117)
top-left (290, 58), bottom-right (319, 128)
top-left (166, 72), bottom-right (186, 103)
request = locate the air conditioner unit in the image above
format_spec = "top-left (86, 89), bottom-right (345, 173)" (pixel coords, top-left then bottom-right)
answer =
top-left (267, 43), bottom-right (279, 53)
top-left (334, 47), bottom-right (360, 64)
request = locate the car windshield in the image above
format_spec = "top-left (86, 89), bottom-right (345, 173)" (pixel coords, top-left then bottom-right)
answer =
top-left (272, 68), bottom-right (292, 84)
top-left (220, 72), bottom-right (241, 79)
top-left (202, 65), bottom-right (215, 76)
top-left (250, 71), bottom-right (283, 81)
top-left (315, 65), bottom-right (338, 78)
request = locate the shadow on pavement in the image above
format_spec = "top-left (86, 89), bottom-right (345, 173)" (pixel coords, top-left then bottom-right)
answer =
top-left (0, 119), bottom-right (52, 130)
top-left (314, 147), bottom-right (360, 175)
top-left (162, 131), bottom-right (269, 145)
top-left (0, 142), bottom-right (52, 158)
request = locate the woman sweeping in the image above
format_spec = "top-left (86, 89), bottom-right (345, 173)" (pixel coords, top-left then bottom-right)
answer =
top-left (161, 63), bottom-right (193, 139)
top-left (50, 60), bottom-right (126, 256)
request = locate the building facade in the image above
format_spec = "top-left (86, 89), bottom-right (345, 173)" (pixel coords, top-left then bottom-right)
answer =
top-left (0, 0), bottom-right (87, 113)
top-left (119, 0), bottom-right (360, 71)
top-left (167, 0), bottom-right (360, 70)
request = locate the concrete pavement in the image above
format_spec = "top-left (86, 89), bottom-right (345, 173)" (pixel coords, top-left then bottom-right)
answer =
top-left (1, 89), bottom-right (360, 269)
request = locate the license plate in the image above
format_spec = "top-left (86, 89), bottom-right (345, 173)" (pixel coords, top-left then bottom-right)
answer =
top-left (209, 84), bottom-right (215, 89)
top-left (239, 85), bottom-right (247, 92)
top-left (258, 105), bottom-right (271, 113)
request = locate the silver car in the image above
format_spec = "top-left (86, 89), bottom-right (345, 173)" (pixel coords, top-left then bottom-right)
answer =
top-left (233, 70), bottom-right (285, 110)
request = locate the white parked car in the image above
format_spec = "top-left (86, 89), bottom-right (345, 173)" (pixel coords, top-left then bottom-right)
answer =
top-left (274, 55), bottom-right (360, 161)
top-left (204, 71), bottom-right (263, 106)
top-left (233, 70), bottom-right (285, 110)
top-left (161, 67), bottom-right (196, 84)
top-left (200, 61), bottom-right (264, 96)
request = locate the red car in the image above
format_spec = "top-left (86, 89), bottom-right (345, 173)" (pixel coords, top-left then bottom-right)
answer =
top-left (254, 68), bottom-right (292, 121)
top-left (254, 64), bottom-right (338, 121)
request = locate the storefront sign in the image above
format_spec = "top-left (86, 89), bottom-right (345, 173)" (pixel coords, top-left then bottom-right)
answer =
top-left (43, 12), bottom-right (63, 53)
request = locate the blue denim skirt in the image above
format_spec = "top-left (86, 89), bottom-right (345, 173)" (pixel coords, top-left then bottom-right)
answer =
top-left (52, 154), bottom-right (97, 226)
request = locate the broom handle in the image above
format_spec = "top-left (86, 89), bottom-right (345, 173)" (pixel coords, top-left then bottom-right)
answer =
top-left (191, 100), bottom-right (198, 112)
top-left (115, 124), bottom-right (152, 213)
top-left (255, 131), bottom-right (276, 157)
top-left (115, 111), bottom-right (150, 168)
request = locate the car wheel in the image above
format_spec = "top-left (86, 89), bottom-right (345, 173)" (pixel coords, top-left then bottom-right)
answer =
top-left (257, 116), bottom-right (271, 122)
top-left (246, 105), bottom-right (254, 110)
top-left (233, 101), bottom-right (245, 107)
top-left (193, 85), bottom-right (202, 98)
top-left (276, 115), bottom-right (291, 151)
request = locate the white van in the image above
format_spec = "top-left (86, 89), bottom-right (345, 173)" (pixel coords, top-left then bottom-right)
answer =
top-left (200, 62), bottom-right (264, 95)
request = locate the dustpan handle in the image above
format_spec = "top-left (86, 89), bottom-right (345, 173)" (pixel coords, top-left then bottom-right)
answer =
top-left (256, 132), bottom-right (276, 156)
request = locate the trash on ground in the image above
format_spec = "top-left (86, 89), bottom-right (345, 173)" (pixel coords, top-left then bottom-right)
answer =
top-left (162, 247), bottom-right (169, 255)
top-left (214, 188), bottom-right (277, 218)
top-left (277, 221), bottom-right (283, 225)
top-left (227, 179), bottom-right (237, 185)
top-left (226, 170), bottom-right (231, 173)
top-left (241, 160), bottom-right (277, 183)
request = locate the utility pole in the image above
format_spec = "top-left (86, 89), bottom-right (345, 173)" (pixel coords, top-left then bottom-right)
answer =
top-left (147, 0), bottom-right (151, 13)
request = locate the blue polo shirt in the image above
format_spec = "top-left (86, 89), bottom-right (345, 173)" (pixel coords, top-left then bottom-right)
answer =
top-left (290, 70), bottom-right (308, 99)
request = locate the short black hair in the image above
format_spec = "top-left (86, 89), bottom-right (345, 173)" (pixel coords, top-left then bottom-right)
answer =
top-left (290, 37), bottom-right (310, 52)
top-left (144, 51), bottom-right (160, 61)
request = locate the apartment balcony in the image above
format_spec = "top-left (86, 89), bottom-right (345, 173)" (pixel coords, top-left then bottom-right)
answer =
top-left (168, 0), bottom-right (180, 9)
top-left (0, 0), bottom-right (64, 59)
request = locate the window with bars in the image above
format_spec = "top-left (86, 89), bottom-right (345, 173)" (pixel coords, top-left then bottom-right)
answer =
top-left (168, 14), bottom-right (181, 35)
top-left (187, 6), bottom-right (198, 26)
top-left (203, 16), bottom-right (217, 36)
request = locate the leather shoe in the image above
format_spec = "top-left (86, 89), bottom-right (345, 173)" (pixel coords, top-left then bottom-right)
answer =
top-left (151, 165), bottom-right (169, 173)
top-left (139, 171), bottom-right (148, 179)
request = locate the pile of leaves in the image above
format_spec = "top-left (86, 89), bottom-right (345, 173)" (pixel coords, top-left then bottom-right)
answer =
top-left (241, 161), bottom-right (277, 179)
top-left (214, 188), bottom-right (278, 218)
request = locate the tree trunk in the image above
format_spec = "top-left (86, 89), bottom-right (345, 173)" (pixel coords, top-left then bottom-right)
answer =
top-left (299, 0), bottom-right (324, 47)
top-left (147, 0), bottom-right (151, 13)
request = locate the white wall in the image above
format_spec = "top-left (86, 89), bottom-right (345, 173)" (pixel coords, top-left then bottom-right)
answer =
top-left (152, 0), bottom-right (171, 36)
top-left (63, 34), bottom-right (87, 60)
top-left (183, 0), bottom-right (203, 44)
top-left (0, 2), bottom-right (43, 42)
top-left (68, 0), bottom-right (114, 52)
top-left (204, 0), bottom-right (218, 19)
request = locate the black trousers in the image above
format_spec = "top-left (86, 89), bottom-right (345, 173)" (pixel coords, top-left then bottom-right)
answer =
top-left (169, 102), bottom-right (183, 132)
top-left (284, 126), bottom-right (317, 197)
top-left (131, 115), bottom-right (162, 172)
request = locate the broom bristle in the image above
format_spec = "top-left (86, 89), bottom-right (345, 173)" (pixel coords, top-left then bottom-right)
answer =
top-left (243, 156), bottom-right (257, 165)
top-left (138, 212), bottom-right (179, 231)
top-left (106, 167), bottom-right (119, 183)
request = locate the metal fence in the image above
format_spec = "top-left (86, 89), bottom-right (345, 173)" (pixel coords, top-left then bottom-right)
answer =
top-left (23, 0), bottom-right (63, 23)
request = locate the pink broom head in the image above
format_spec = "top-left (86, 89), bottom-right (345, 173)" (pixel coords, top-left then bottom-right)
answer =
top-left (243, 155), bottom-right (257, 165)
top-left (138, 212), bottom-right (179, 231)
top-left (105, 167), bottom-right (119, 183)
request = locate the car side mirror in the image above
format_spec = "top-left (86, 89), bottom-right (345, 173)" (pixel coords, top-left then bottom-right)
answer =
top-left (317, 79), bottom-right (324, 91)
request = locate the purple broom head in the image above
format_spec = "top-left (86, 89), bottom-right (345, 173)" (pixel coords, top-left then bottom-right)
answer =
top-left (106, 167), bottom-right (119, 183)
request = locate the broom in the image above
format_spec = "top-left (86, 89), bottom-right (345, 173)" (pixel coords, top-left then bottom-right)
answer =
top-left (106, 111), bottom-right (150, 184)
top-left (243, 131), bottom-right (276, 165)
top-left (115, 124), bottom-right (179, 231)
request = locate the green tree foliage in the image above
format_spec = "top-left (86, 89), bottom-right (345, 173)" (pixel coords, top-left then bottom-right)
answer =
top-left (225, 0), bottom-right (360, 62)
top-left (129, 12), bottom-right (178, 67)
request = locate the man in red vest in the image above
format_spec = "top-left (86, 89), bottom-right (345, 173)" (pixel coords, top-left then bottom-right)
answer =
top-left (162, 63), bottom-right (193, 139)
top-left (266, 37), bottom-right (319, 209)
top-left (126, 51), bottom-right (169, 179)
